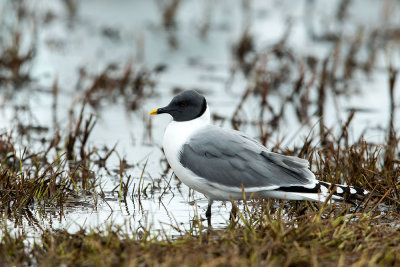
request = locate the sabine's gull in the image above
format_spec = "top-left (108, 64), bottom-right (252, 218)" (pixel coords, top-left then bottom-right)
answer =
top-left (150, 90), bottom-right (368, 221)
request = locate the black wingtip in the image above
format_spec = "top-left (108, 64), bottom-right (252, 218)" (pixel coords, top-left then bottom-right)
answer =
top-left (274, 181), bottom-right (369, 204)
top-left (317, 181), bottom-right (369, 203)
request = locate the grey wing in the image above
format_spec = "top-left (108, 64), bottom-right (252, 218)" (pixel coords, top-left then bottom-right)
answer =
top-left (179, 125), bottom-right (316, 191)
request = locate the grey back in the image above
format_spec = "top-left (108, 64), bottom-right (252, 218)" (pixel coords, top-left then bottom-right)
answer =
top-left (179, 125), bottom-right (316, 189)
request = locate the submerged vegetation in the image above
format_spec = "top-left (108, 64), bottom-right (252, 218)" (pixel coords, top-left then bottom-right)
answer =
top-left (0, 0), bottom-right (399, 266)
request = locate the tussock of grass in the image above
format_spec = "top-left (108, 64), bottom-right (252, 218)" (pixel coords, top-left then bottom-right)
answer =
top-left (0, 102), bottom-right (114, 217)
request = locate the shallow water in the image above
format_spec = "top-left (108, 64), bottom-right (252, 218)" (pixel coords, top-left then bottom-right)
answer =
top-left (0, 0), bottom-right (399, 236)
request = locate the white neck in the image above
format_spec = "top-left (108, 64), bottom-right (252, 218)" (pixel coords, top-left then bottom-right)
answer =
top-left (162, 105), bottom-right (210, 161)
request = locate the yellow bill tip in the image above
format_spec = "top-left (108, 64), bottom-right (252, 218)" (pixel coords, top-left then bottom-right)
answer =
top-left (149, 108), bottom-right (158, 115)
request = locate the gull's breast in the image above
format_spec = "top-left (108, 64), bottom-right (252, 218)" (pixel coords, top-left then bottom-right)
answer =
top-left (162, 119), bottom-right (216, 197)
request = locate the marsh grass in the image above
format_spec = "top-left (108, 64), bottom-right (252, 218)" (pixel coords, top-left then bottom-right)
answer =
top-left (156, 0), bottom-right (183, 48)
top-left (79, 61), bottom-right (159, 111)
top-left (0, 101), bottom-right (115, 219)
top-left (0, 0), bottom-right (37, 92)
top-left (1, 199), bottom-right (400, 266)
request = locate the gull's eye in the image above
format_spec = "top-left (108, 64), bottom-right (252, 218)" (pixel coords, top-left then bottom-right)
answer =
top-left (178, 101), bottom-right (188, 107)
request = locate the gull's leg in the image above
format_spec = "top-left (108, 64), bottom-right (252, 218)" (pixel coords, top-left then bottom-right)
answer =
top-left (206, 199), bottom-right (213, 226)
